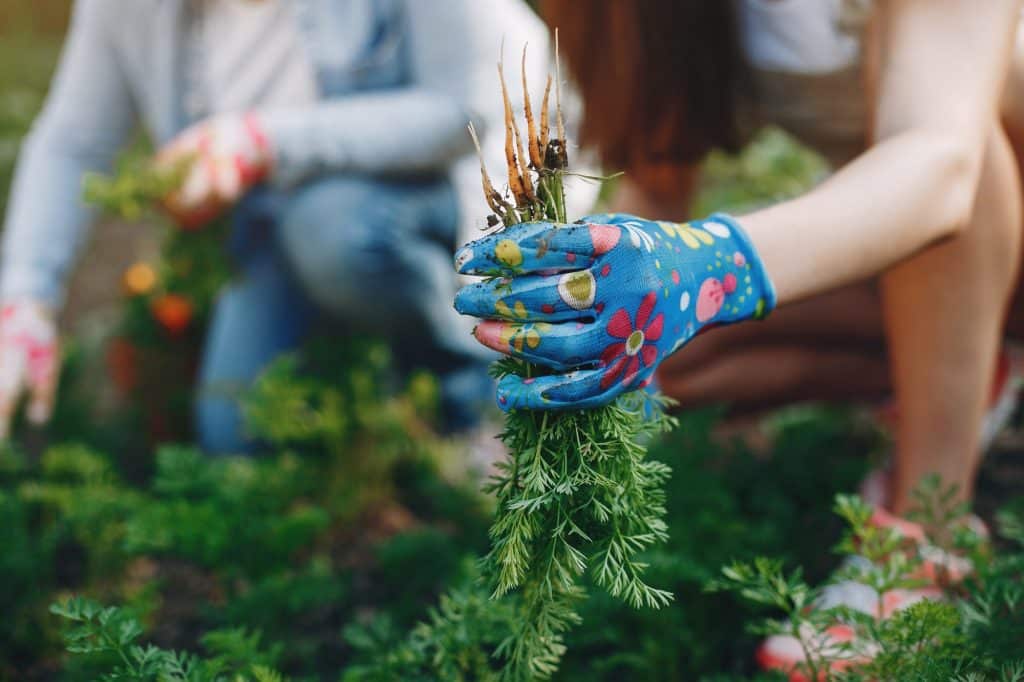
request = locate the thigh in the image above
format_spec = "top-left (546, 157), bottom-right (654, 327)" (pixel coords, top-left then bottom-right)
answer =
top-left (278, 175), bottom-right (457, 260)
top-left (199, 259), bottom-right (311, 384)
top-left (661, 280), bottom-right (884, 374)
top-left (278, 175), bottom-right (492, 413)
top-left (1003, 257), bottom-right (1024, 341)
top-left (276, 175), bottom-right (486, 358)
top-left (1001, 35), bottom-right (1024, 339)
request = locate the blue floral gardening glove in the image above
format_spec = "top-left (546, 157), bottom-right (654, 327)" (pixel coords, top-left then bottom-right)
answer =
top-left (453, 213), bottom-right (776, 410)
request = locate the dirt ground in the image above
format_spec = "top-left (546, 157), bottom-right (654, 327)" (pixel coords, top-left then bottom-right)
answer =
top-left (62, 218), bottom-right (161, 333)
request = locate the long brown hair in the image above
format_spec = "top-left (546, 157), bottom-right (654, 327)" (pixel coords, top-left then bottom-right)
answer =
top-left (541, 0), bottom-right (746, 187)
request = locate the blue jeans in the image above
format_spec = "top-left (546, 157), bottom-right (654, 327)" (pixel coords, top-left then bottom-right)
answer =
top-left (195, 175), bottom-right (493, 454)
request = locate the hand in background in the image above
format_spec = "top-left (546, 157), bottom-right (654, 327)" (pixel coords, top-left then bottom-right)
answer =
top-left (454, 213), bottom-right (776, 410)
top-left (0, 300), bottom-right (59, 438)
top-left (157, 112), bottom-right (272, 228)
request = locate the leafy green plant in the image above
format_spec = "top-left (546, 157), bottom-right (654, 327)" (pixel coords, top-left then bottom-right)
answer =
top-left (709, 478), bottom-right (1024, 682)
top-left (484, 378), bottom-right (675, 678)
top-left (692, 127), bottom-right (830, 217)
top-left (29, 340), bottom-right (493, 678)
top-left (342, 570), bottom-right (516, 682)
top-left (51, 596), bottom-right (286, 681)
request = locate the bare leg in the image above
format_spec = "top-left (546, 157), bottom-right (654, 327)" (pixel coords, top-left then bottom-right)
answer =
top-left (662, 344), bottom-right (890, 411)
top-left (882, 125), bottom-right (1022, 514)
top-left (998, 37), bottom-right (1024, 341)
top-left (656, 283), bottom-right (887, 408)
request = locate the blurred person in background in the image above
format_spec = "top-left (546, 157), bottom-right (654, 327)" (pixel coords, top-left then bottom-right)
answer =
top-left (455, 0), bottom-right (1024, 675)
top-left (0, 0), bottom-right (549, 453)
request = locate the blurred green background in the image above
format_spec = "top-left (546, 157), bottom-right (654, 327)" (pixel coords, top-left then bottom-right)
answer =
top-left (0, 1), bottom-right (69, 214)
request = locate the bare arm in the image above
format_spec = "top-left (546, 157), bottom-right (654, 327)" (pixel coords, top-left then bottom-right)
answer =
top-left (740, 0), bottom-right (1021, 304)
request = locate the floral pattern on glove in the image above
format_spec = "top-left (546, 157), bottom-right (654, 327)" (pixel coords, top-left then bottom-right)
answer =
top-left (600, 292), bottom-right (663, 390)
top-left (454, 213), bottom-right (776, 411)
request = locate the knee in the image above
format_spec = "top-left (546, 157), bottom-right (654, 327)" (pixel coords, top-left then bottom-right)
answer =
top-left (278, 177), bottom-right (402, 299)
top-left (975, 126), bottom-right (1022, 277)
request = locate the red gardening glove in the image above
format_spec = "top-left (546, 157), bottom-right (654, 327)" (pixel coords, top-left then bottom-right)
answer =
top-left (0, 300), bottom-right (59, 438)
top-left (157, 112), bottom-right (272, 229)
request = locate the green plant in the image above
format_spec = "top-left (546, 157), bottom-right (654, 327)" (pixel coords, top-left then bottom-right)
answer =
top-left (51, 596), bottom-right (286, 681)
top-left (31, 341), bottom-right (492, 678)
top-left (692, 127), bottom-right (830, 217)
top-left (342, 569), bottom-right (516, 682)
top-left (84, 155), bottom-right (232, 334)
top-left (708, 478), bottom-right (1024, 682)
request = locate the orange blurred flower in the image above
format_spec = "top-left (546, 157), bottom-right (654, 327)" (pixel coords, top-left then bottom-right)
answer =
top-left (151, 294), bottom-right (193, 335)
top-left (122, 263), bottom-right (157, 296)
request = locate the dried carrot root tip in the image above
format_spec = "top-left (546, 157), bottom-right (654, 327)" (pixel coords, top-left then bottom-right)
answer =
top-left (500, 58), bottom-right (536, 206)
top-left (522, 45), bottom-right (543, 170)
top-left (467, 122), bottom-right (509, 221)
top-left (497, 59), bottom-right (530, 209)
top-left (542, 29), bottom-right (568, 170)
top-left (554, 28), bottom-right (566, 145)
top-left (539, 75), bottom-right (552, 158)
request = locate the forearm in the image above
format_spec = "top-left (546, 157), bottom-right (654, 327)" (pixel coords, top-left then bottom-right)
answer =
top-left (737, 0), bottom-right (1021, 306)
top-left (262, 88), bottom-right (476, 185)
top-left (740, 128), bottom-right (984, 305)
top-left (1, 137), bottom-right (104, 306)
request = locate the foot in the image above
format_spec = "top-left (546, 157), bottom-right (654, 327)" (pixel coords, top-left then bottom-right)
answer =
top-left (756, 507), bottom-right (986, 680)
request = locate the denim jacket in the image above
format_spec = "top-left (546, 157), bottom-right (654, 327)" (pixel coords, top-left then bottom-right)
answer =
top-left (1, 0), bottom-right (550, 306)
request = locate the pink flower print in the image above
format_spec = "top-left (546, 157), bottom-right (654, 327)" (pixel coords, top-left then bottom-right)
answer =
top-left (733, 251), bottom-right (746, 267)
top-left (696, 278), bottom-right (725, 322)
top-left (588, 224), bottom-right (621, 255)
top-left (599, 292), bottom-right (664, 389)
top-left (696, 274), bottom-right (739, 322)
top-left (723, 273), bottom-right (737, 294)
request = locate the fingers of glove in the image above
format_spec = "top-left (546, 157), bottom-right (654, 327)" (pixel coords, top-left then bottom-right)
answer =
top-left (455, 269), bottom-right (599, 323)
top-left (176, 159), bottom-right (213, 210)
top-left (154, 128), bottom-right (199, 168)
top-left (212, 157), bottom-right (243, 203)
top-left (494, 365), bottom-right (649, 411)
top-left (472, 319), bottom-right (603, 371)
top-left (25, 343), bottom-right (58, 426)
top-left (454, 221), bottom-right (623, 275)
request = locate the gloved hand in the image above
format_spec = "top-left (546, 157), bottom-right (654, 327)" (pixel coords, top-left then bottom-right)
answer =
top-left (0, 300), bottom-right (59, 437)
top-left (454, 213), bottom-right (776, 410)
top-left (157, 112), bottom-right (272, 228)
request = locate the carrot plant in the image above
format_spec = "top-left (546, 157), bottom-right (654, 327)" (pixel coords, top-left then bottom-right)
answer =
top-left (469, 44), bottom-right (677, 680)
top-left (708, 478), bottom-right (1017, 682)
top-left (51, 597), bottom-right (286, 681)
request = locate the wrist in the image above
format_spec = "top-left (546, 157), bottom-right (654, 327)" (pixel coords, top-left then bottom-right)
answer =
top-left (697, 213), bottom-right (777, 322)
top-left (0, 267), bottom-right (63, 312)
